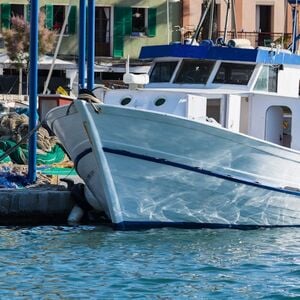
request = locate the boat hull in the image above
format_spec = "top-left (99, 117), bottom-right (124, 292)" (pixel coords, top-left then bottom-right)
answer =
top-left (104, 148), bottom-right (300, 229)
top-left (46, 100), bottom-right (300, 229)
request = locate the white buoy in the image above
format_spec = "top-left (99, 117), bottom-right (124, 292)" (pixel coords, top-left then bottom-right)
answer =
top-left (68, 205), bottom-right (84, 225)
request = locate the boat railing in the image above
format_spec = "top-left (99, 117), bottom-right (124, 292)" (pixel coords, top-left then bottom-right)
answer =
top-left (217, 31), bottom-right (292, 49)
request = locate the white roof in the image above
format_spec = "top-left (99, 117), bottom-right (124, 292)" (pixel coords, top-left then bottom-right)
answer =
top-left (94, 63), bottom-right (150, 74)
top-left (0, 53), bottom-right (77, 70)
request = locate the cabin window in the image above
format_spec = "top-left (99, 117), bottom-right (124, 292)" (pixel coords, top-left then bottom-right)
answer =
top-left (213, 63), bottom-right (255, 85)
top-left (174, 60), bottom-right (215, 84)
top-left (254, 66), bottom-right (278, 92)
top-left (150, 61), bottom-right (178, 83)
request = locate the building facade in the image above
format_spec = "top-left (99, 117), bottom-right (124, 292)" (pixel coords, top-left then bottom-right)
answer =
top-left (0, 1), bottom-right (297, 59)
top-left (0, 0), bottom-right (182, 59)
top-left (182, 0), bottom-right (294, 48)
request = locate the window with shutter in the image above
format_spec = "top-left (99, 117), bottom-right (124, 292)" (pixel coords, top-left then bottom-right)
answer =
top-left (113, 7), bottom-right (131, 58)
top-left (68, 6), bottom-right (77, 34)
top-left (131, 7), bottom-right (157, 37)
top-left (11, 5), bottom-right (24, 18)
top-left (26, 5), bottom-right (30, 22)
top-left (1, 4), bottom-right (11, 29)
top-left (147, 8), bottom-right (157, 37)
top-left (53, 5), bottom-right (64, 32)
top-left (44, 5), bottom-right (76, 35)
top-left (132, 8), bottom-right (145, 34)
top-left (45, 4), bottom-right (53, 29)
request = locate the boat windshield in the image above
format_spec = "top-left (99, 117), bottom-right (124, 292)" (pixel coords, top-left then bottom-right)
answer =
top-left (174, 60), bottom-right (215, 84)
top-left (149, 61), bottom-right (178, 82)
top-left (213, 63), bottom-right (255, 85)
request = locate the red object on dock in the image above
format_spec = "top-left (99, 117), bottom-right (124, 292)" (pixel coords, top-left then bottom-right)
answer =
top-left (38, 94), bottom-right (74, 121)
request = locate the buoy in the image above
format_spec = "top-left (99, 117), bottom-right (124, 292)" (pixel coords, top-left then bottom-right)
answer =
top-left (68, 183), bottom-right (95, 224)
top-left (68, 205), bottom-right (84, 225)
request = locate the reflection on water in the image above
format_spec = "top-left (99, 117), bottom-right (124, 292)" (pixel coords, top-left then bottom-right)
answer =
top-left (0, 226), bottom-right (299, 298)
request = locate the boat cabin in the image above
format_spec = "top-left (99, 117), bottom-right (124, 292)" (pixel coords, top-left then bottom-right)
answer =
top-left (143, 41), bottom-right (300, 150)
top-left (104, 41), bottom-right (300, 151)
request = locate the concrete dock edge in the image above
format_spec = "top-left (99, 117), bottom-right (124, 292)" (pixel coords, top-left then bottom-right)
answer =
top-left (0, 188), bottom-right (74, 225)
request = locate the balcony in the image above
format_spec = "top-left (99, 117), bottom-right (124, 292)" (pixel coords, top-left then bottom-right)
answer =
top-left (217, 31), bottom-right (292, 49)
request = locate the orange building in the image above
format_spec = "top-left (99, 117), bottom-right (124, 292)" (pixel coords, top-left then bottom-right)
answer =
top-left (181, 0), bottom-right (295, 48)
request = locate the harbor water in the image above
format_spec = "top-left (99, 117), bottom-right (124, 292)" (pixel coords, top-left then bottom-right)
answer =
top-left (1, 226), bottom-right (300, 299)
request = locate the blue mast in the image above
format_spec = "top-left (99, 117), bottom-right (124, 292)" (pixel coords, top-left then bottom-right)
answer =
top-left (87, 0), bottom-right (95, 90)
top-left (79, 0), bottom-right (86, 90)
top-left (28, 0), bottom-right (39, 183)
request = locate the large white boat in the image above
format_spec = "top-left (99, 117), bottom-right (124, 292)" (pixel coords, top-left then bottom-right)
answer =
top-left (45, 35), bottom-right (300, 230)
top-left (44, 0), bottom-right (300, 229)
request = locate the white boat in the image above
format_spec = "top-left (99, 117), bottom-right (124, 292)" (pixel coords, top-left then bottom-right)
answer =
top-left (47, 103), bottom-right (300, 228)
top-left (45, 34), bottom-right (300, 229)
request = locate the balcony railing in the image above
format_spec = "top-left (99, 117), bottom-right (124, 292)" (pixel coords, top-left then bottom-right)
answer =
top-left (217, 31), bottom-right (292, 49)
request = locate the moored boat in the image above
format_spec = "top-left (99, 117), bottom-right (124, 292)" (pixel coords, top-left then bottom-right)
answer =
top-left (46, 0), bottom-right (300, 229)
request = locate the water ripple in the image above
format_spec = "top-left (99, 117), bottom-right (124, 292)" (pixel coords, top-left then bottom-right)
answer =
top-left (0, 226), bottom-right (299, 298)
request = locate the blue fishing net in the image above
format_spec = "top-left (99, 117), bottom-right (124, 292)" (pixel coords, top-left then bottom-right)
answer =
top-left (0, 168), bottom-right (29, 188)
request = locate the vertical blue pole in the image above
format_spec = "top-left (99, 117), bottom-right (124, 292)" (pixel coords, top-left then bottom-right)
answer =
top-left (87, 0), bottom-right (95, 91)
top-left (79, 0), bottom-right (86, 90)
top-left (28, 0), bottom-right (39, 183)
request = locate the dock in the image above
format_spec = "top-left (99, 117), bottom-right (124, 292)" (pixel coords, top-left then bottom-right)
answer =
top-left (0, 166), bottom-right (107, 226)
top-left (0, 186), bottom-right (74, 225)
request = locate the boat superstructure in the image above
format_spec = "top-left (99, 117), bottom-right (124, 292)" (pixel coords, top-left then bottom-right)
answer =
top-left (133, 41), bottom-right (300, 150)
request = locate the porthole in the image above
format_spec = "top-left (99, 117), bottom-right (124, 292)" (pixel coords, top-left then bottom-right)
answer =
top-left (121, 97), bottom-right (131, 106)
top-left (155, 98), bottom-right (166, 106)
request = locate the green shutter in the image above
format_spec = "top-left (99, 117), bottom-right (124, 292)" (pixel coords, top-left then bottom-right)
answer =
top-left (1, 4), bottom-right (11, 29)
top-left (113, 7), bottom-right (132, 57)
top-left (123, 7), bottom-right (132, 35)
top-left (68, 6), bottom-right (77, 34)
top-left (26, 5), bottom-right (30, 22)
top-left (45, 4), bottom-right (53, 29)
top-left (148, 8), bottom-right (157, 37)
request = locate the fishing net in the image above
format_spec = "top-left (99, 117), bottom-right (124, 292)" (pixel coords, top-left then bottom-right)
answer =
top-left (0, 112), bottom-right (66, 164)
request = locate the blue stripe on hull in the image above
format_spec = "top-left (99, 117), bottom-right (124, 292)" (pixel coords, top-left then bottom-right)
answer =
top-left (114, 221), bottom-right (300, 231)
top-left (74, 146), bottom-right (300, 198)
top-left (103, 147), bottom-right (300, 197)
top-left (74, 148), bottom-right (93, 172)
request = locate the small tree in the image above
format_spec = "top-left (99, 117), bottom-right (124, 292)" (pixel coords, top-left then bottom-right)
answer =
top-left (2, 12), bottom-right (56, 95)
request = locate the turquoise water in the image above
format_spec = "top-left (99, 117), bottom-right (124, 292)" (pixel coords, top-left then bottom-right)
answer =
top-left (0, 226), bottom-right (300, 299)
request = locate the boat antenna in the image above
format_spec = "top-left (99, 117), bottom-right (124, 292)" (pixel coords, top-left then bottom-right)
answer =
top-left (231, 0), bottom-right (237, 39)
top-left (290, 0), bottom-right (299, 53)
top-left (191, 0), bottom-right (214, 44)
top-left (125, 55), bottom-right (130, 75)
top-left (208, 0), bottom-right (215, 40)
top-left (282, 0), bottom-right (288, 49)
top-left (223, 0), bottom-right (237, 42)
top-left (192, 0), bottom-right (237, 45)
top-left (223, 0), bottom-right (230, 41)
